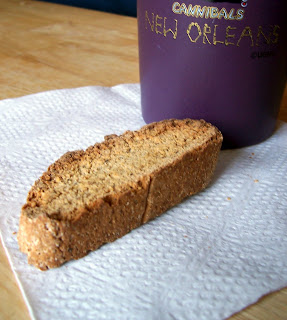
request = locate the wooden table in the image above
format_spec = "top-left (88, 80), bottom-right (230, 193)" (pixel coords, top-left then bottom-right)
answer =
top-left (0, 1), bottom-right (286, 319)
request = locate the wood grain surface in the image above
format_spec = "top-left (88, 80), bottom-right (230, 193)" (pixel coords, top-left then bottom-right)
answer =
top-left (0, 1), bottom-right (286, 319)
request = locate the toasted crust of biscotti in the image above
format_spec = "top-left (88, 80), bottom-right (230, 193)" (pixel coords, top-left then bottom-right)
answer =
top-left (18, 119), bottom-right (222, 270)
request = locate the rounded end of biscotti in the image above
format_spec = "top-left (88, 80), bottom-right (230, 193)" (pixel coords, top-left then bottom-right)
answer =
top-left (18, 212), bottom-right (66, 270)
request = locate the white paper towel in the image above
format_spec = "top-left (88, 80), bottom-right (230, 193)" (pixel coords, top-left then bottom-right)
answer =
top-left (0, 84), bottom-right (287, 320)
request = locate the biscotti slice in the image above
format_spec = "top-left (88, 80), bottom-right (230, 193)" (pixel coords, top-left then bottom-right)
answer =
top-left (18, 119), bottom-right (222, 270)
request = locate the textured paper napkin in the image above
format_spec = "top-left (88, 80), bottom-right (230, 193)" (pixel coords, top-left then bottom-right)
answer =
top-left (0, 84), bottom-right (287, 320)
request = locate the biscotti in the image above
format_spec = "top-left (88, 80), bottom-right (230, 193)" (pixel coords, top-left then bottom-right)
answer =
top-left (18, 119), bottom-right (223, 270)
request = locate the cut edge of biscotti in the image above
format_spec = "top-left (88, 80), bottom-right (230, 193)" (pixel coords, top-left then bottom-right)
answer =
top-left (18, 119), bottom-right (223, 270)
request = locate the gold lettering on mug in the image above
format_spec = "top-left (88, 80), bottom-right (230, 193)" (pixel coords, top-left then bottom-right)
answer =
top-left (203, 24), bottom-right (212, 44)
top-left (172, 2), bottom-right (181, 13)
top-left (188, 4), bottom-right (199, 16)
top-left (155, 15), bottom-right (163, 34)
top-left (218, 8), bottom-right (228, 20)
top-left (172, 2), bottom-right (245, 20)
top-left (237, 26), bottom-right (254, 47)
top-left (144, 10), bottom-right (281, 51)
top-left (210, 7), bottom-right (219, 19)
top-left (213, 25), bottom-right (224, 45)
top-left (145, 11), bottom-right (154, 31)
top-left (227, 9), bottom-right (236, 20)
top-left (164, 17), bottom-right (178, 39)
top-left (272, 25), bottom-right (280, 44)
top-left (195, 6), bottom-right (207, 18)
top-left (145, 11), bottom-right (178, 40)
top-left (179, 3), bottom-right (188, 14)
top-left (256, 26), bottom-right (271, 46)
top-left (236, 9), bottom-right (244, 21)
top-left (187, 22), bottom-right (202, 43)
top-left (225, 26), bottom-right (236, 46)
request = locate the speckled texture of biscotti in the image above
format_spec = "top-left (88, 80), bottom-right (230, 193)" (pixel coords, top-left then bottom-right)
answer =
top-left (18, 119), bottom-right (223, 270)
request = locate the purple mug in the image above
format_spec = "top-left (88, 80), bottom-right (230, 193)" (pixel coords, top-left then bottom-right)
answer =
top-left (137, 0), bottom-right (287, 148)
